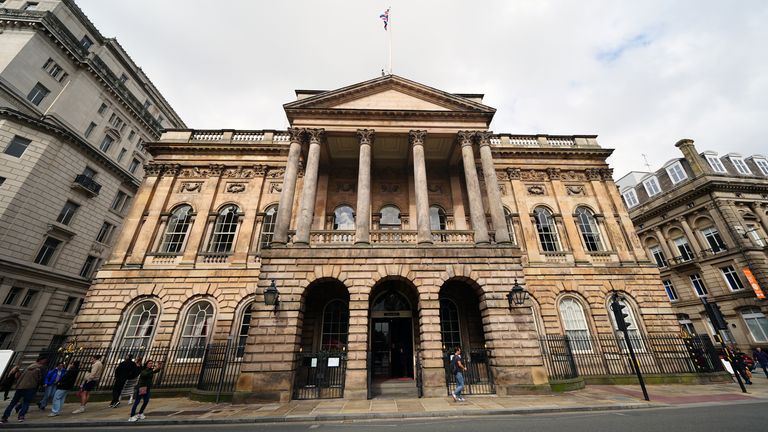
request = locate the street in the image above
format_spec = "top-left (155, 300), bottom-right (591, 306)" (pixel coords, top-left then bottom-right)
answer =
top-left (17, 401), bottom-right (768, 431)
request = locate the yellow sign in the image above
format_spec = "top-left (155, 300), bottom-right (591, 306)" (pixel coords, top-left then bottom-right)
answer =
top-left (743, 267), bottom-right (765, 299)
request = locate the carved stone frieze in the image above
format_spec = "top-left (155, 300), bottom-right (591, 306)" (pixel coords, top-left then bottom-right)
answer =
top-left (546, 168), bottom-right (561, 180)
top-left (520, 170), bottom-right (548, 182)
top-left (499, 184), bottom-right (508, 196)
top-left (380, 183), bottom-right (401, 193)
top-left (267, 168), bottom-right (285, 179)
top-left (427, 184), bottom-right (443, 194)
top-left (496, 171), bottom-right (508, 181)
top-left (561, 170), bottom-right (587, 181)
top-left (585, 168), bottom-right (602, 181)
top-left (144, 163), bottom-right (164, 177)
top-left (222, 165), bottom-right (267, 178)
top-left (566, 185), bottom-right (585, 196)
top-left (507, 168), bottom-right (521, 180)
top-left (527, 185), bottom-right (546, 195)
top-left (226, 183), bottom-right (246, 193)
top-left (179, 182), bottom-right (202, 193)
top-left (269, 182), bottom-right (282, 193)
top-left (600, 168), bottom-right (614, 181)
top-left (336, 182), bottom-right (355, 192)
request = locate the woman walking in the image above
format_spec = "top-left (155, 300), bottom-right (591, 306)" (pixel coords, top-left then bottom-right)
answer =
top-left (49, 361), bottom-right (79, 417)
top-left (128, 360), bottom-right (163, 422)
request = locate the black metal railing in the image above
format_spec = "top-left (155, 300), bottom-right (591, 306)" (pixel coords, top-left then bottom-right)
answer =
top-left (443, 349), bottom-right (495, 395)
top-left (72, 174), bottom-right (102, 195)
top-left (539, 334), bottom-right (724, 380)
top-left (292, 352), bottom-right (347, 400)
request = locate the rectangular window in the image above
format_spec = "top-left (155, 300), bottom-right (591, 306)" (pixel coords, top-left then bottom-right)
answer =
top-left (674, 237), bottom-right (695, 261)
top-left (97, 102), bottom-right (108, 115)
top-left (42, 58), bottom-right (65, 80)
top-left (22, 2), bottom-right (38, 11)
top-left (26, 82), bottom-right (50, 106)
top-left (119, 73), bottom-right (128, 84)
top-left (99, 135), bottom-right (114, 153)
top-left (746, 224), bottom-right (765, 246)
top-left (3, 287), bottom-right (22, 305)
top-left (80, 35), bottom-right (93, 50)
top-left (95, 221), bottom-right (114, 244)
top-left (111, 190), bottom-right (129, 212)
top-left (700, 227), bottom-right (726, 253)
top-left (755, 159), bottom-right (768, 176)
top-left (650, 246), bottom-right (667, 268)
top-left (742, 309), bottom-right (768, 342)
top-left (82, 166), bottom-right (97, 178)
top-left (143, 100), bottom-right (151, 109)
top-left (4, 136), bottom-right (31, 158)
top-left (128, 130), bottom-right (136, 141)
top-left (721, 265), bottom-right (745, 291)
top-left (157, 115), bottom-right (164, 125)
top-left (622, 189), bottom-right (639, 208)
top-left (56, 200), bottom-right (79, 225)
top-left (730, 157), bottom-right (751, 175)
top-left (19, 289), bottom-right (38, 308)
top-left (63, 296), bottom-right (76, 313)
top-left (75, 298), bottom-right (84, 314)
top-left (84, 122), bottom-right (97, 138)
top-left (34, 237), bottom-right (62, 265)
top-left (642, 176), bottom-right (661, 197)
top-left (665, 162), bottom-right (688, 184)
top-left (117, 148), bottom-right (127, 162)
top-left (128, 158), bottom-right (140, 174)
top-left (79, 255), bottom-right (99, 279)
top-left (689, 273), bottom-right (708, 297)
top-left (706, 155), bottom-right (726, 173)
top-left (663, 280), bottom-right (678, 301)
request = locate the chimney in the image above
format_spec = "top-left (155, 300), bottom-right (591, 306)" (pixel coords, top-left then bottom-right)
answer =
top-left (675, 138), bottom-right (709, 177)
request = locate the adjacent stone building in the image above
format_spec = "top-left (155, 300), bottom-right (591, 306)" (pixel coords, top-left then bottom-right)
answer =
top-left (617, 140), bottom-right (768, 348)
top-left (0, 0), bottom-right (184, 352)
top-left (73, 75), bottom-right (677, 401)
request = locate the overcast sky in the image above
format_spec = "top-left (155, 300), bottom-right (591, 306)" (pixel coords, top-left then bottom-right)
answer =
top-left (77, 0), bottom-right (768, 178)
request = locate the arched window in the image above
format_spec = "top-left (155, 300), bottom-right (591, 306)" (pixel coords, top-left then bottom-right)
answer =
top-left (208, 205), bottom-right (240, 253)
top-left (439, 298), bottom-right (461, 350)
top-left (0, 320), bottom-right (18, 350)
top-left (321, 300), bottom-right (349, 351)
top-left (259, 205), bottom-right (278, 249)
top-left (741, 307), bottom-right (768, 342)
top-left (159, 205), bottom-right (193, 253)
top-left (504, 207), bottom-right (516, 244)
top-left (429, 206), bottom-right (447, 231)
top-left (534, 207), bottom-right (561, 252)
top-left (558, 297), bottom-right (592, 352)
top-left (119, 301), bottom-right (159, 350)
top-left (179, 301), bottom-right (214, 358)
top-left (608, 297), bottom-right (643, 350)
top-left (380, 206), bottom-right (401, 230)
top-left (236, 302), bottom-right (252, 357)
top-left (333, 205), bottom-right (355, 230)
top-left (575, 207), bottom-right (603, 252)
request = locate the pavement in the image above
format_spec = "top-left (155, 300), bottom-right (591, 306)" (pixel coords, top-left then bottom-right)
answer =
top-left (2, 377), bottom-right (768, 428)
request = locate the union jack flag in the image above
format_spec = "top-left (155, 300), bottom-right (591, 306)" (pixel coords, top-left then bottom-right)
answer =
top-left (379, 8), bottom-right (390, 30)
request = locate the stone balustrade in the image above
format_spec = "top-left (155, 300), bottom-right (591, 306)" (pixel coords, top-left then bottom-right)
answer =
top-left (310, 230), bottom-right (355, 244)
top-left (199, 252), bottom-right (231, 264)
top-left (191, 131), bottom-right (224, 141)
top-left (370, 230), bottom-right (418, 244)
top-left (431, 230), bottom-right (475, 244)
top-left (232, 131), bottom-right (265, 142)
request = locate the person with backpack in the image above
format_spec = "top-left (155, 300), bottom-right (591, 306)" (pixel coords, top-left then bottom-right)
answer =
top-left (49, 360), bottom-right (79, 417)
top-left (1, 355), bottom-right (47, 423)
top-left (0, 367), bottom-right (20, 400)
top-left (450, 346), bottom-right (467, 402)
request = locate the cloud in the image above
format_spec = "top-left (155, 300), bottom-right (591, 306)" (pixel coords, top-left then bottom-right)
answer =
top-left (596, 33), bottom-right (653, 63)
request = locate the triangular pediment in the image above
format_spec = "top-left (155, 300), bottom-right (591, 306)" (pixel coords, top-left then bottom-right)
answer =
top-left (284, 75), bottom-right (496, 117)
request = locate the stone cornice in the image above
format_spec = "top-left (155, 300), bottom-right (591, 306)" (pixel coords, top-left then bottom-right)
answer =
top-left (492, 146), bottom-right (614, 159)
top-left (0, 107), bottom-right (140, 189)
top-left (147, 141), bottom-right (290, 156)
top-left (284, 108), bottom-right (493, 123)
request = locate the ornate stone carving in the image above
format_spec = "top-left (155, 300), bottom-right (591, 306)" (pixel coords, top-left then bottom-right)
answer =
top-left (208, 164), bottom-right (224, 176)
top-left (496, 171), bottom-right (507, 181)
top-left (476, 131), bottom-right (494, 146)
top-left (409, 130), bottom-right (427, 147)
top-left (561, 170), bottom-right (587, 181)
top-left (527, 185), bottom-right (546, 195)
top-left (336, 182), bottom-right (355, 192)
top-left (144, 163), bottom-right (164, 176)
top-left (180, 182), bottom-right (202, 193)
top-left (499, 184), bottom-right (508, 196)
top-left (269, 182), bottom-right (282, 193)
top-left (600, 168), bottom-right (614, 181)
top-left (163, 164), bottom-right (181, 176)
top-left (179, 166), bottom-right (207, 178)
top-left (226, 183), bottom-right (246, 193)
top-left (380, 183), bottom-right (400, 193)
top-left (223, 166), bottom-right (266, 178)
top-left (357, 129), bottom-right (375, 145)
top-left (521, 170), bottom-right (548, 181)
top-left (547, 168), bottom-right (561, 180)
top-left (566, 185), bottom-right (585, 196)
top-left (306, 128), bottom-right (325, 144)
top-left (507, 168), bottom-right (521, 180)
top-left (585, 168), bottom-right (602, 181)
top-left (267, 168), bottom-right (285, 179)
top-left (427, 184), bottom-right (443, 194)
top-left (456, 130), bottom-right (474, 147)
top-left (288, 127), bottom-right (304, 143)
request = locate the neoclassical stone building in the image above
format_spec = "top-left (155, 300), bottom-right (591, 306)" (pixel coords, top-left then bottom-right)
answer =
top-left (73, 75), bottom-right (677, 401)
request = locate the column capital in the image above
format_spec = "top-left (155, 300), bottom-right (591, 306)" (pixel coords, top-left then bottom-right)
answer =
top-left (457, 130), bottom-right (474, 148)
top-left (476, 131), bottom-right (494, 147)
top-left (306, 128), bottom-right (325, 144)
top-left (287, 127), bottom-right (304, 144)
top-left (547, 167), bottom-right (561, 180)
top-left (356, 129), bottom-right (375, 146)
top-left (409, 130), bottom-right (427, 147)
top-left (144, 163), bottom-right (165, 177)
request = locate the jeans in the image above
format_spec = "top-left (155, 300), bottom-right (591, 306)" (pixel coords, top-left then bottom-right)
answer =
top-left (51, 389), bottom-right (68, 414)
top-left (130, 388), bottom-right (150, 417)
top-left (111, 378), bottom-right (127, 405)
top-left (2, 388), bottom-right (36, 419)
top-left (454, 371), bottom-right (465, 398)
top-left (38, 385), bottom-right (57, 409)
top-left (759, 362), bottom-right (768, 378)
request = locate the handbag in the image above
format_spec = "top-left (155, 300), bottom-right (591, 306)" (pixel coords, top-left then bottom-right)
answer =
top-left (138, 386), bottom-right (148, 396)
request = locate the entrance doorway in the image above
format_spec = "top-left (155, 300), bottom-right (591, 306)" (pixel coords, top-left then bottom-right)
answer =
top-left (371, 318), bottom-right (413, 379)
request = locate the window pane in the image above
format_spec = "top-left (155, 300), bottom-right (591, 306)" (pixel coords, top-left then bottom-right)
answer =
top-left (575, 207), bottom-right (603, 252)
top-left (259, 206), bottom-right (278, 249)
top-left (439, 299), bottom-right (462, 350)
top-left (333, 206), bottom-right (355, 230)
top-left (120, 301), bottom-right (159, 350)
top-left (320, 300), bottom-right (349, 352)
top-left (534, 207), bottom-right (560, 252)
top-left (208, 205), bottom-right (239, 252)
top-left (34, 237), bottom-right (62, 265)
top-left (160, 206), bottom-right (193, 253)
top-left (4, 136), bottom-right (31, 158)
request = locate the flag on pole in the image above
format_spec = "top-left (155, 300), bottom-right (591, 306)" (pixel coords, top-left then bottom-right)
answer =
top-left (379, 8), bottom-right (390, 30)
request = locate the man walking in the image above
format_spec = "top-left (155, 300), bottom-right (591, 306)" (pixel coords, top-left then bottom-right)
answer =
top-left (72, 355), bottom-right (103, 414)
top-left (1, 355), bottom-right (47, 423)
top-left (38, 362), bottom-right (65, 411)
top-left (110, 354), bottom-right (138, 408)
top-left (450, 346), bottom-right (467, 402)
top-left (754, 347), bottom-right (768, 378)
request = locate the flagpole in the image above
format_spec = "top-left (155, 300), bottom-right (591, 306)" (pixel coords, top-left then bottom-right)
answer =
top-left (388, 6), bottom-right (392, 74)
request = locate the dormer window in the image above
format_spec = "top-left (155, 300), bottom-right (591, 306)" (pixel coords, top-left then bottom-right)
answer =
top-left (642, 176), bottom-right (661, 197)
top-left (754, 158), bottom-right (768, 176)
top-left (665, 161), bottom-right (688, 184)
top-left (705, 154), bottom-right (726, 173)
top-left (729, 155), bottom-right (751, 175)
top-left (622, 189), bottom-right (639, 208)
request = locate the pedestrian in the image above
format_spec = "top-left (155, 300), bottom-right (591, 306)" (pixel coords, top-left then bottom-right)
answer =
top-left (72, 355), bottom-right (103, 414)
top-left (37, 362), bottom-right (65, 411)
top-left (730, 348), bottom-right (752, 385)
top-left (109, 354), bottom-right (138, 408)
top-left (1, 355), bottom-right (47, 423)
top-left (0, 367), bottom-right (20, 400)
top-left (754, 347), bottom-right (768, 378)
top-left (49, 360), bottom-right (79, 417)
top-left (128, 359), bottom-right (163, 422)
top-left (450, 346), bottom-right (467, 402)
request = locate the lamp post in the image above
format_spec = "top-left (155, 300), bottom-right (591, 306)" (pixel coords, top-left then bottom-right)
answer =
top-left (264, 279), bottom-right (279, 313)
top-left (507, 278), bottom-right (529, 309)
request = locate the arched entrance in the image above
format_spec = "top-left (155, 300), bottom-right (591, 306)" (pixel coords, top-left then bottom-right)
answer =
top-left (369, 278), bottom-right (419, 398)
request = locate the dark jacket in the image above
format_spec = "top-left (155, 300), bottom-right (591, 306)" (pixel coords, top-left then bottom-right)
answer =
top-left (0, 370), bottom-right (19, 389)
top-left (114, 359), bottom-right (138, 381)
top-left (137, 367), bottom-right (161, 389)
top-left (57, 367), bottom-right (79, 391)
top-left (755, 350), bottom-right (768, 365)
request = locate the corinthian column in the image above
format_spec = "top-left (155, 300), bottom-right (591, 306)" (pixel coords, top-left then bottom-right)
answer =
top-left (355, 129), bottom-right (374, 245)
top-left (294, 128), bottom-right (324, 245)
top-left (410, 130), bottom-right (433, 244)
top-left (477, 131), bottom-right (511, 243)
top-left (459, 131), bottom-right (489, 244)
top-left (272, 128), bottom-right (303, 246)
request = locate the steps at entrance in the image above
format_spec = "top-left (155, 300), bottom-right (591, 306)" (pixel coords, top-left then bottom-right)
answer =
top-left (371, 379), bottom-right (418, 399)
